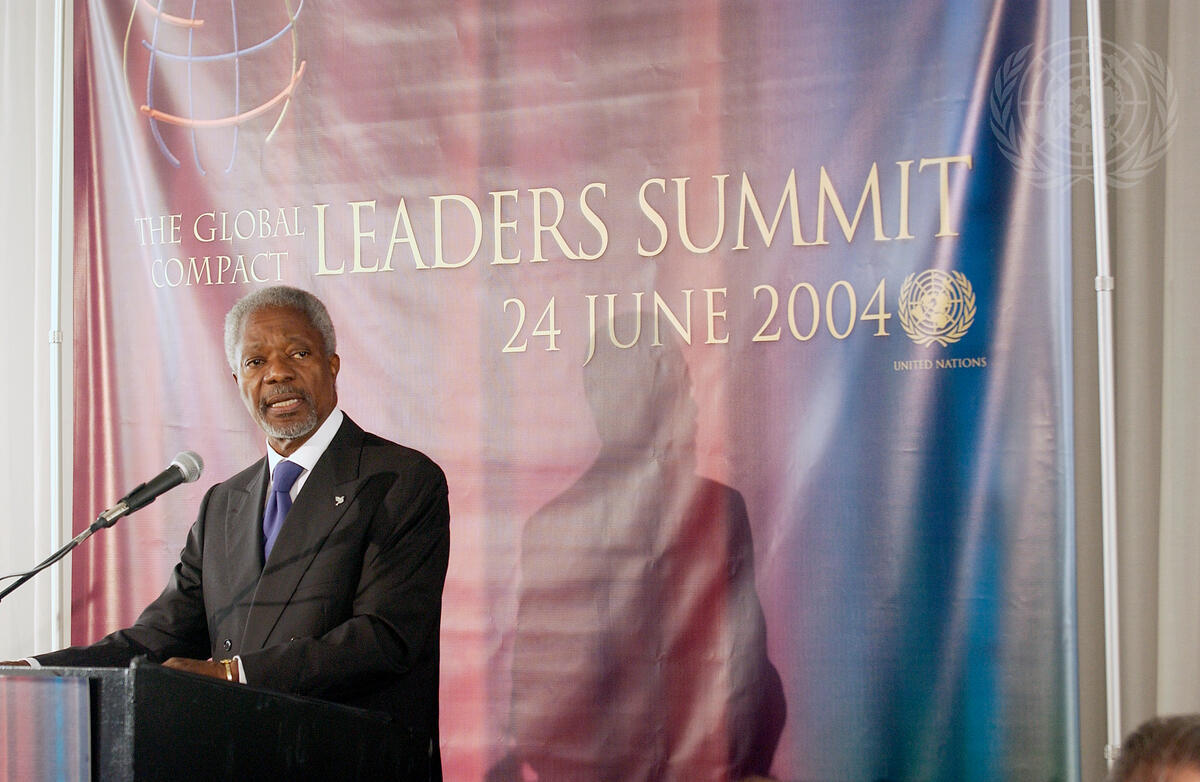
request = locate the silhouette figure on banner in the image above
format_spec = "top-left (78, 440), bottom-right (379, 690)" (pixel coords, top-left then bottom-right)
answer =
top-left (491, 313), bottom-right (786, 782)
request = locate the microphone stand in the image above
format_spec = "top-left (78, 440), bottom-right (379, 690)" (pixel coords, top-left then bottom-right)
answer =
top-left (0, 510), bottom-right (123, 604)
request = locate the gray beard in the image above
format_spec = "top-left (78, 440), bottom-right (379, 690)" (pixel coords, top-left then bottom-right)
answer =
top-left (260, 411), bottom-right (320, 441)
top-left (257, 390), bottom-right (320, 440)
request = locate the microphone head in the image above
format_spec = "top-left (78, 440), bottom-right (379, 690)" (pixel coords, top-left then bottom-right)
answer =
top-left (171, 451), bottom-right (204, 483)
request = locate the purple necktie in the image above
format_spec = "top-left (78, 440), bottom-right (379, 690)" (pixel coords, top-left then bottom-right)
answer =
top-left (263, 460), bottom-right (304, 562)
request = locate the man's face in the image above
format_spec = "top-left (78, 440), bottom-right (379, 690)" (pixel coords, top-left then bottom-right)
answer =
top-left (233, 306), bottom-right (340, 456)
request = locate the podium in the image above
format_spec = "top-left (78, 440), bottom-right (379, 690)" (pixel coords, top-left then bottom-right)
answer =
top-left (0, 660), bottom-right (417, 780)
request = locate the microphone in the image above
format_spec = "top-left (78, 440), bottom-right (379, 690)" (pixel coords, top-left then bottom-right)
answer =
top-left (95, 451), bottom-right (204, 528)
top-left (0, 451), bottom-right (205, 605)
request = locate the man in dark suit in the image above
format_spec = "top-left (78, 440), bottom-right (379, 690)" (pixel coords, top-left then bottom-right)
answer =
top-left (4, 286), bottom-right (450, 778)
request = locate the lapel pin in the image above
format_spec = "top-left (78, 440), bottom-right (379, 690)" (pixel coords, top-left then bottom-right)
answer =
top-left (334, 495), bottom-right (344, 506)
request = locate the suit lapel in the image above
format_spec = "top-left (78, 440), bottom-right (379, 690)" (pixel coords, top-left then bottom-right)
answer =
top-left (241, 418), bottom-right (367, 650)
top-left (225, 458), bottom-right (268, 599)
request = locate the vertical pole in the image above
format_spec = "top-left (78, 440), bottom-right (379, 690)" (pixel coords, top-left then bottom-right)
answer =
top-left (49, 0), bottom-right (68, 649)
top-left (1084, 0), bottom-right (1122, 768)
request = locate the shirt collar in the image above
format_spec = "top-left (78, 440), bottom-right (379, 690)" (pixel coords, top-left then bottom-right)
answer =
top-left (265, 407), bottom-right (344, 475)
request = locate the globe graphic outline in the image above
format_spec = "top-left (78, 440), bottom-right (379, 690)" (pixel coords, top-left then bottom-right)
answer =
top-left (123, 0), bottom-right (307, 173)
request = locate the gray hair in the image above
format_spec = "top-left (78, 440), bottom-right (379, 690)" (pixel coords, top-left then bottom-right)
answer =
top-left (224, 286), bottom-right (337, 372)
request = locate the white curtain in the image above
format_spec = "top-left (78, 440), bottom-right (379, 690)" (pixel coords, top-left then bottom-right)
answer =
top-left (1073, 1), bottom-right (1200, 779)
top-left (0, 0), bottom-right (71, 659)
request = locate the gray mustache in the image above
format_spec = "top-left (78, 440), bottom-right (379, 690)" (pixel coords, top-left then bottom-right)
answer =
top-left (260, 387), bottom-right (313, 411)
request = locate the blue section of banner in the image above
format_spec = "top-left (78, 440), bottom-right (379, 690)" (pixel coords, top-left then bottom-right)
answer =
top-left (718, 2), bottom-right (1077, 779)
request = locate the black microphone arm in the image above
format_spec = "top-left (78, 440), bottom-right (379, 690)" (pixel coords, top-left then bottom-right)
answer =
top-left (0, 451), bottom-right (203, 604)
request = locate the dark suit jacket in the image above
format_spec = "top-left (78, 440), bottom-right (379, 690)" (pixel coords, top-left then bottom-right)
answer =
top-left (38, 416), bottom-right (450, 775)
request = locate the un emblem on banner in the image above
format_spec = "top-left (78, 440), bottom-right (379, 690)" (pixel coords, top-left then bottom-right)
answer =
top-left (990, 37), bottom-right (1177, 189)
top-left (898, 270), bottom-right (976, 347)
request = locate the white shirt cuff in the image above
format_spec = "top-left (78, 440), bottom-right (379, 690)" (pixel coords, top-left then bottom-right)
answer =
top-left (233, 654), bottom-right (247, 684)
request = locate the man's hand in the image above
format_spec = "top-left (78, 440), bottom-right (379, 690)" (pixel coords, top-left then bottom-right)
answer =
top-left (163, 657), bottom-right (238, 682)
top-left (0, 660), bottom-right (31, 667)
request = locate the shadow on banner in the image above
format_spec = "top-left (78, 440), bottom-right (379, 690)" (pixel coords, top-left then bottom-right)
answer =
top-left (490, 313), bottom-right (786, 781)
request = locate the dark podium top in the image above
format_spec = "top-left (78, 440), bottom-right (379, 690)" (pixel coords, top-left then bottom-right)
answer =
top-left (0, 660), bottom-right (419, 780)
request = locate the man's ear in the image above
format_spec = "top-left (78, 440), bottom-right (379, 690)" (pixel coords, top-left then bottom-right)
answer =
top-left (330, 354), bottom-right (341, 379)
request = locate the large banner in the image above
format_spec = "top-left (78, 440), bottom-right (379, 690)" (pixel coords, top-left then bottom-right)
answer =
top-left (71, 1), bottom-right (1077, 779)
